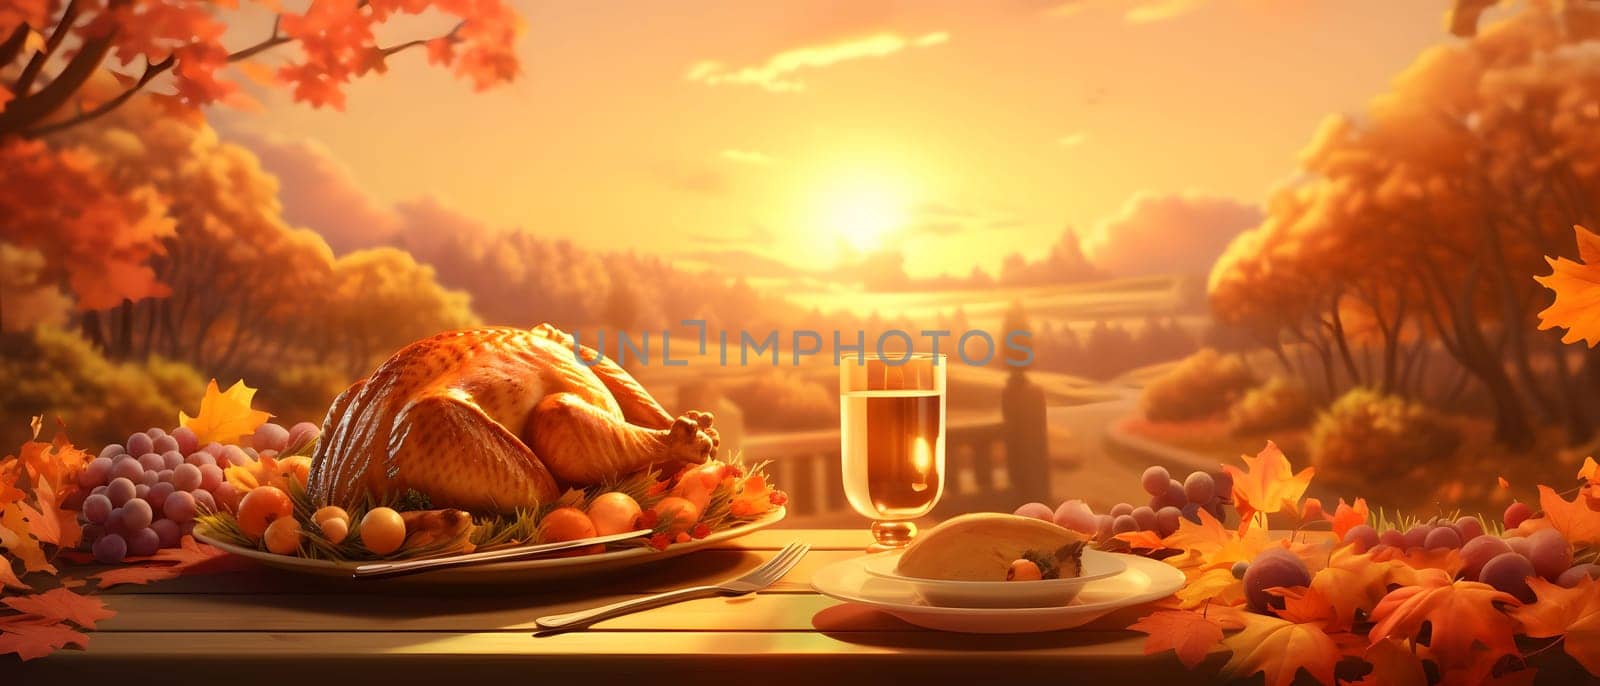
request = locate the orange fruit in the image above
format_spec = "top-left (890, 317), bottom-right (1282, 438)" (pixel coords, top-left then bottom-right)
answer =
top-left (312, 505), bottom-right (349, 526)
top-left (539, 507), bottom-right (597, 543)
top-left (317, 516), bottom-right (350, 544)
top-left (652, 496), bottom-right (701, 535)
top-left (359, 507), bottom-right (406, 555)
top-left (264, 517), bottom-right (303, 555)
top-left (587, 492), bottom-right (642, 537)
top-left (236, 486), bottom-right (293, 539)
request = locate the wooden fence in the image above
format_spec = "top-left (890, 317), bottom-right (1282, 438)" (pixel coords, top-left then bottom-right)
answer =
top-left (738, 370), bottom-right (1050, 520)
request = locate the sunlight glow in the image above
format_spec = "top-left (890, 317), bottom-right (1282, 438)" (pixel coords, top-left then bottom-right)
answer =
top-left (814, 171), bottom-right (911, 251)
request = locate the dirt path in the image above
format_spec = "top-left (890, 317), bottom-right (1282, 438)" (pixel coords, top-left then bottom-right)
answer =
top-left (1045, 386), bottom-right (1223, 511)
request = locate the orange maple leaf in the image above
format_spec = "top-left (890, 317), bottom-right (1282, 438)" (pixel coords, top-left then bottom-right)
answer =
top-left (1221, 612), bottom-right (1340, 686)
top-left (0, 617), bottom-right (89, 661)
top-left (1265, 585), bottom-right (1337, 626)
top-left (1176, 567), bottom-right (1243, 609)
top-left (94, 535), bottom-right (231, 588)
top-left (1368, 569), bottom-right (1521, 677)
top-left (1166, 506), bottom-right (1271, 567)
top-left (1305, 547), bottom-right (1406, 632)
top-left (178, 379), bottom-right (272, 445)
top-left (0, 502), bottom-right (54, 574)
top-left (1223, 441), bottom-right (1314, 524)
top-left (1512, 576), bottom-right (1600, 677)
top-left (1539, 485), bottom-right (1600, 546)
top-left (1535, 225), bottom-right (1600, 347)
top-left (1, 588), bottom-right (115, 630)
top-left (90, 565), bottom-right (184, 589)
top-left (1354, 638), bottom-right (1428, 686)
top-left (1325, 497), bottom-right (1369, 540)
top-left (1114, 529), bottom-right (1169, 551)
top-left (0, 555), bottom-right (26, 591)
top-left (1128, 609), bottom-right (1225, 669)
top-left (1581, 457), bottom-right (1599, 482)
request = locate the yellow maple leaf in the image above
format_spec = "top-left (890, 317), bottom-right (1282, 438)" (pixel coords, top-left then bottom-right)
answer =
top-left (1581, 456), bottom-right (1599, 482)
top-left (1221, 612), bottom-right (1340, 686)
top-left (1177, 567), bottom-right (1242, 609)
top-left (1539, 485), bottom-right (1600, 546)
top-left (178, 380), bottom-right (272, 445)
top-left (1535, 225), bottom-right (1600, 347)
top-left (1223, 441), bottom-right (1314, 524)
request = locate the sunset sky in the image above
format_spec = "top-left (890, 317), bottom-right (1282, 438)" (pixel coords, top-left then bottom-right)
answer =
top-left (218, 0), bottom-right (1461, 280)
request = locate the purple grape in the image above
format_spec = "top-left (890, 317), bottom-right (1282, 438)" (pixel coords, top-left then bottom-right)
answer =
top-left (125, 433), bottom-right (153, 458)
top-left (185, 452), bottom-right (217, 468)
top-left (1141, 466), bottom-right (1171, 497)
top-left (135, 483), bottom-right (150, 500)
top-left (1156, 506), bottom-right (1182, 536)
top-left (252, 423), bottom-right (290, 453)
top-left (1212, 470), bottom-right (1234, 501)
top-left (1507, 536), bottom-right (1532, 558)
top-left (163, 490), bottom-right (197, 523)
top-left (1424, 526), bottom-right (1462, 551)
top-left (1343, 524), bottom-right (1380, 553)
top-left (171, 426), bottom-right (199, 455)
top-left (122, 498), bottom-right (154, 530)
top-left (213, 482), bottom-right (240, 513)
top-left (1053, 499), bottom-right (1097, 534)
top-left (151, 434), bottom-right (179, 455)
top-left (1014, 502), bottom-right (1053, 521)
top-left (172, 463), bottom-right (202, 492)
top-left (198, 463), bottom-right (224, 492)
top-left (106, 477), bottom-right (137, 507)
top-left (180, 521), bottom-right (196, 536)
top-left (151, 519), bottom-right (182, 548)
top-left (1379, 529), bottom-right (1406, 548)
top-left (1183, 471), bottom-right (1215, 505)
top-left (1480, 552), bottom-right (1537, 602)
top-left (93, 533), bottom-right (128, 564)
top-left (1094, 514), bottom-right (1114, 541)
top-left (161, 450), bottom-right (184, 470)
top-left (1162, 479), bottom-right (1185, 507)
top-left (82, 494), bottom-right (113, 524)
top-left (1110, 502), bottom-right (1134, 517)
top-left (287, 421), bottom-right (320, 449)
top-left (1131, 506), bottom-right (1157, 531)
top-left (126, 527), bottom-right (161, 557)
top-left (140, 469), bottom-right (159, 487)
top-left (146, 427), bottom-right (167, 439)
top-left (223, 445), bottom-right (251, 467)
top-left (91, 485), bottom-right (107, 497)
top-left (110, 456), bottom-right (144, 482)
top-left (80, 456), bottom-right (113, 488)
top-left (1505, 502), bottom-right (1533, 529)
top-left (81, 523), bottom-right (105, 545)
top-left (98, 444), bottom-right (125, 460)
top-left (1231, 560), bottom-right (1249, 578)
top-left (242, 446), bottom-right (260, 460)
top-left (192, 489), bottom-right (216, 514)
top-left (157, 469), bottom-right (174, 484)
top-left (1180, 502), bottom-right (1201, 523)
top-left (1526, 529), bottom-right (1573, 580)
top-left (1455, 516), bottom-right (1485, 541)
top-left (147, 482), bottom-right (174, 511)
top-left (1403, 525), bottom-right (1432, 550)
top-left (1243, 549), bottom-right (1310, 613)
top-left (1112, 514), bottom-right (1139, 534)
top-left (201, 442), bottom-right (225, 458)
top-left (1559, 564), bottom-right (1600, 588)
top-left (1462, 536), bottom-right (1515, 581)
top-left (106, 508), bottom-right (127, 536)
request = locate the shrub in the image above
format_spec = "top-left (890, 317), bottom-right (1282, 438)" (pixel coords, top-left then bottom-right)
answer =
top-left (1308, 388), bottom-right (1461, 482)
top-left (1228, 378), bottom-right (1313, 436)
top-left (724, 369), bottom-right (838, 431)
top-left (0, 327), bottom-right (204, 451)
top-left (1141, 348), bottom-right (1256, 422)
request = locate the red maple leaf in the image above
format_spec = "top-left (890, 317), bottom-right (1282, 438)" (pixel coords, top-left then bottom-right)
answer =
top-left (1128, 609), bottom-right (1225, 669)
top-left (0, 617), bottom-right (89, 661)
top-left (1, 588), bottom-right (115, 629)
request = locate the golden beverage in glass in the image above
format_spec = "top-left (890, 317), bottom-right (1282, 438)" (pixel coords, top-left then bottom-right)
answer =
top-left (840, 352), bottom-right (946, 551)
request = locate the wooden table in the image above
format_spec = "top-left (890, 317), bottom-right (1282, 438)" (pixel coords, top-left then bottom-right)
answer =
top-left (11, 529), bottom-right (1213, 685)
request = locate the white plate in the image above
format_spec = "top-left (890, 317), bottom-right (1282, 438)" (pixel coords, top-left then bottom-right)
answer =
top-left (812, 550), bottom-right (1183, 633)
top-left (194, 507), bottom-right (785, 585)
top-left (862, 548), bottom-right (1127, 608)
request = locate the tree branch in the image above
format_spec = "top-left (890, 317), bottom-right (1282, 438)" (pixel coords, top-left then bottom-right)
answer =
top-left (0, 25), bottom-right (28, 72)
top-left (379, 21), bottom-right (465, 57)
top-left (15, 0), bottom-right (84, 97)
top-left (24, 53), bottom-right (173, 136)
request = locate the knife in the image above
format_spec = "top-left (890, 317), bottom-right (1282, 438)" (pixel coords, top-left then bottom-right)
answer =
top-left (351, 529), bottom-right (653, 579)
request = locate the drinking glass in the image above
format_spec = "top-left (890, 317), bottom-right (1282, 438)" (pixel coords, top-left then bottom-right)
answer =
top-left (839, 352), bottom-right (947, 552)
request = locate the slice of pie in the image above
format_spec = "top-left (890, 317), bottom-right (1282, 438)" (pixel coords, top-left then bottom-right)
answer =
top-left (895, 512), bottom-right (1088, 581)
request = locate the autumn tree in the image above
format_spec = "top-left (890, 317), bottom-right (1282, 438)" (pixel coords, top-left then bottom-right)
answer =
top-left (1211, 0), bottom-right (1600, 447)
top-left (0, 0), bottom-right (521, 326)
top-left (317, 247), bottom-right (479, 377)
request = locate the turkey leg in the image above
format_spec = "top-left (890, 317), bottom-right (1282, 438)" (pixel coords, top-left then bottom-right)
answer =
top-left (526, 392), bottom-right (717, 485)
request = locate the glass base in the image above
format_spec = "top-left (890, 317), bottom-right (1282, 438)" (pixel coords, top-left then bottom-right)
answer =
top-left (867, 520), bottom-right (917, 553)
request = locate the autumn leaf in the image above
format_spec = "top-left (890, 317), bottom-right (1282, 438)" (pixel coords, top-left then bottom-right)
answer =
top-left (1512, 576), bottom-right (1600, 676)
top-left (1114, 529), bottom-right (1169, 551)
top-left (1, 588), bottom-right (115, 629)
top-left (1582, 456), bottom-right (1599, 482)
top-left (0, 618), bottom-right (89, 661)
top-left (1128, 609), bottom-right (1224, 669)
top-left (1355, 638), bottom-right (1428, 686)
top-left (1220, 612), bottom-right (1340, 686)
top-left (90, 565), bottom-right (184, 589)
top-left (0, 502), bottom-right (55, 574)
top-left (1305, 548), bottom-right (1404, 631)
top-left (178, 379), bottom-right (272, 445)
top-left (1223, 441), bottom-right (1314, 523)
top-left (1325, 497), bottom-right (1369, 540)
top-left (1368, 569), bottom-right (1521, 678)
top-left (94, 535), bottom-right (233, 587)
top-left (1535, 225), bottom-right (1600, 347)
top-left (0, 555), bottom-right (26, 591)
top-left (1165, 506), bottom-right (1270, 567)
top-left (1177, 567), bottom-right (1243, 609)
top-left (1265, 585), bottom-right (1337, 626)
top-left (1539, 484), bottom-right (1600, 546)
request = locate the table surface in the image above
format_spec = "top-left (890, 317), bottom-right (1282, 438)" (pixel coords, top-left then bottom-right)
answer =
top-left (12, 529), bottom-right (1214, 685)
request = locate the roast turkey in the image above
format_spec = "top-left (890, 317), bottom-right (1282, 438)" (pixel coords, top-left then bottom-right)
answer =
top-left (308, 324), bottom-right (719, 514)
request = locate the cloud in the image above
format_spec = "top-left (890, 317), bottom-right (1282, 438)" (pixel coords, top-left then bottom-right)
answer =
top-left (219, 125), bottom-right (403, 254)
top-left (649, 161), bottom-right (730, 195)
top-left (900, 201), bottom-right (1024, 238)
top-left (1057, 131), bottom-right (1089, 148)
top-left (720, 149), bottom-right (777, 166)
top-left (1037, 0), bottom-right (1210, 23)
top-left (686, 31), bottom-right (950, 93)
top-left (684, 222), bottom-right (778, 247)
top-left (1081, 191), bottom-right (1262, 277)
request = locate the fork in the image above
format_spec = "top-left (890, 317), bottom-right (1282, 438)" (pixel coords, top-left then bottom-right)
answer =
top-left (534, 541), bottom-right (810, 632)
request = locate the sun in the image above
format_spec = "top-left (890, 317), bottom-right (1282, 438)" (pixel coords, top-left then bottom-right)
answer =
top-left (813, 171), bottom-right (911, 252)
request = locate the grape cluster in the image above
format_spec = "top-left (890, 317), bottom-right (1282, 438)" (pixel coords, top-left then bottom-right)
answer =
top-left (75, 422), bottom-right (318, 563)
top-left (1337, 507), bottom-right (1600, 602)
top-left (1013, 465), bottom-right (1234, 540)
